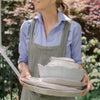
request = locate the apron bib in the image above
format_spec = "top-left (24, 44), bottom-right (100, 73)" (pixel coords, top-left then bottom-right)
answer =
top-left (21, 19), bottom-right (75, 100)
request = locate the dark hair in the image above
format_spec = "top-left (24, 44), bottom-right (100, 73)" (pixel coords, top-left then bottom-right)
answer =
top-left (56, 0), bottom-right (71, 18)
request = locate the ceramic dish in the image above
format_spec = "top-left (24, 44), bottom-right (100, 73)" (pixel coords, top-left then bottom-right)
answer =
top-left (23, 82), bottom-right (86, 97)
top-left (46, 60), bottom-right (79, 69)
top-left (50, 57), bottom-right (75, 62)
top-left (46, 57), bottom-right (79, 69)
top-left (41, 77), bottom-right (86, 87)
top-left (21, 77), bottom-right (86, 91)
top-left (38, 64), bottom-right (85, 81)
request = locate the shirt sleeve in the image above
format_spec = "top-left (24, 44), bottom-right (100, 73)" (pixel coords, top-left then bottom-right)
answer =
top-left (71, 22), bottom-right (82, 64)
top-left (18, 21), bottom-right (28, 65)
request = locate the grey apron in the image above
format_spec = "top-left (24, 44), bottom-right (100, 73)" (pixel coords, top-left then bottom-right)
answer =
top-left (20, 19), bottom-right (75, 100)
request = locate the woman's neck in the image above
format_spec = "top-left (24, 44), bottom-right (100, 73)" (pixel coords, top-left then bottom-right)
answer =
top-left (40, 6), bottom-right (58, 26)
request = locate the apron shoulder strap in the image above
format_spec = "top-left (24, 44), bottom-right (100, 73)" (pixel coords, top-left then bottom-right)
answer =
top-left (29, 19), bottom-right (37, 41)
top-left (60, 20), bottom-right (72, 46)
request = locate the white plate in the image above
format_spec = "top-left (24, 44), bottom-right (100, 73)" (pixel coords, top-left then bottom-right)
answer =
top-left (41, 78), bottom-right (86, 87)
top-left (21, 77), bottom-right (85, 91)
top-left (23, 82), bottom-right (85, 97)
top-left (50, 57), bottom-right (75, 62)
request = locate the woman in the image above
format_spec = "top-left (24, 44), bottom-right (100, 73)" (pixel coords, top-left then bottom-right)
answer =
top-left (18, 0), bottom-right (91, 100)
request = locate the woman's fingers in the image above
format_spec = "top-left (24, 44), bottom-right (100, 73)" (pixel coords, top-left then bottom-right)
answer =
top-left (79, 74), bottom-right (92, 97)
top-left (18, 71), bottom-right (32, 86)
top-left (25, 72), bottom-right (32, 78)
top-left (80, 81), bottom-right (91, 97)
top-left (19, 77), bottom-right (29, 90)
top-left (18, 74), bottom-right (25, 86)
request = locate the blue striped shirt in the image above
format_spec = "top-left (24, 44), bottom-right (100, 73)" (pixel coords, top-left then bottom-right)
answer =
top-left (18, 10), bottom-right (82, 64)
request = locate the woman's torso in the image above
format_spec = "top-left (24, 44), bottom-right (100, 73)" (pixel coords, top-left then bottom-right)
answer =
top-left (18, 10), bottom-right (82, 64)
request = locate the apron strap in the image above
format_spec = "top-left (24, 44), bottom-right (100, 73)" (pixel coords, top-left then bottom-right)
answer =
top-left (30, 19), bottom-right (37, 42)
top-left (60, 20), bottom-right (72, 46)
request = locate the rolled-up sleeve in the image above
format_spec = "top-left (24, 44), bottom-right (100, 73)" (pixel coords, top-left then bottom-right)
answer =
top-left (18, 21), bottom-right (28, 64)
top-left (71, 23), bottom-right (82, 64)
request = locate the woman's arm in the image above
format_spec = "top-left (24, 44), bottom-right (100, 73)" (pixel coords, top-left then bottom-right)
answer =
top-left (70, 22), bottom-right (82, 64)
top-left (18, 21), bottom-right (29, 65)
top-left (18, 21), bottom-right (31, 86)
top-left (79, 64), bottom-right (91, 97)
top-left (70, 22), bottom-right (91, 96)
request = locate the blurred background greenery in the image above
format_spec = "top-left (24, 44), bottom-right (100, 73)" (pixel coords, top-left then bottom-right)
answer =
top-left (0, 0), bottom-right (100, 99)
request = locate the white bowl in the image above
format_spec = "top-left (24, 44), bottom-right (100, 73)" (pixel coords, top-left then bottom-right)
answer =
top-left (46, 57), bottom-right (79, 69)
top-left (38, 64), bottom-right (85, 82)
top-left (50, 57), bottom-right (75, 62)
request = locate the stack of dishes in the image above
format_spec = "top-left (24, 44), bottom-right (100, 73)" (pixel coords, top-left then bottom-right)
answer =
top-left (21, 57), bottom-right (86, 97)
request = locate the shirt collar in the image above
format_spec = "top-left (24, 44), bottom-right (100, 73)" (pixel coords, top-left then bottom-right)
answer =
top-left (34, 10), bottom-right (71, 24)
top-left (57, 10), bottom-right (71, 23)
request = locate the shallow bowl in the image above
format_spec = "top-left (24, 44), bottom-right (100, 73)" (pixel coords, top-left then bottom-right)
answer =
top-left (38, 64), bottom-right (85, 82)
top-left (46, 57), bottom-right (79, 69)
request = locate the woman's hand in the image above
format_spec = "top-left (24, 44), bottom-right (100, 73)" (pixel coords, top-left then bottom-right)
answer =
top-left (79, 64), bottom-right (92, 97)
top-left (80, 73), bottom-right (91, 97)
top-left (18, 62), bottom-right (32, 89)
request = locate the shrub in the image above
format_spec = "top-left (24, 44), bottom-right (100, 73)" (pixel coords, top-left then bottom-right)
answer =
top-left (76, 36), bottom-right (100, 100)
top-left (67, 0), bottom-right (100, 40)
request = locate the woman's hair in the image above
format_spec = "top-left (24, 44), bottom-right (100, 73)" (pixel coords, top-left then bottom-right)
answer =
top-left (56, 0), bottom-right (71, 18)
